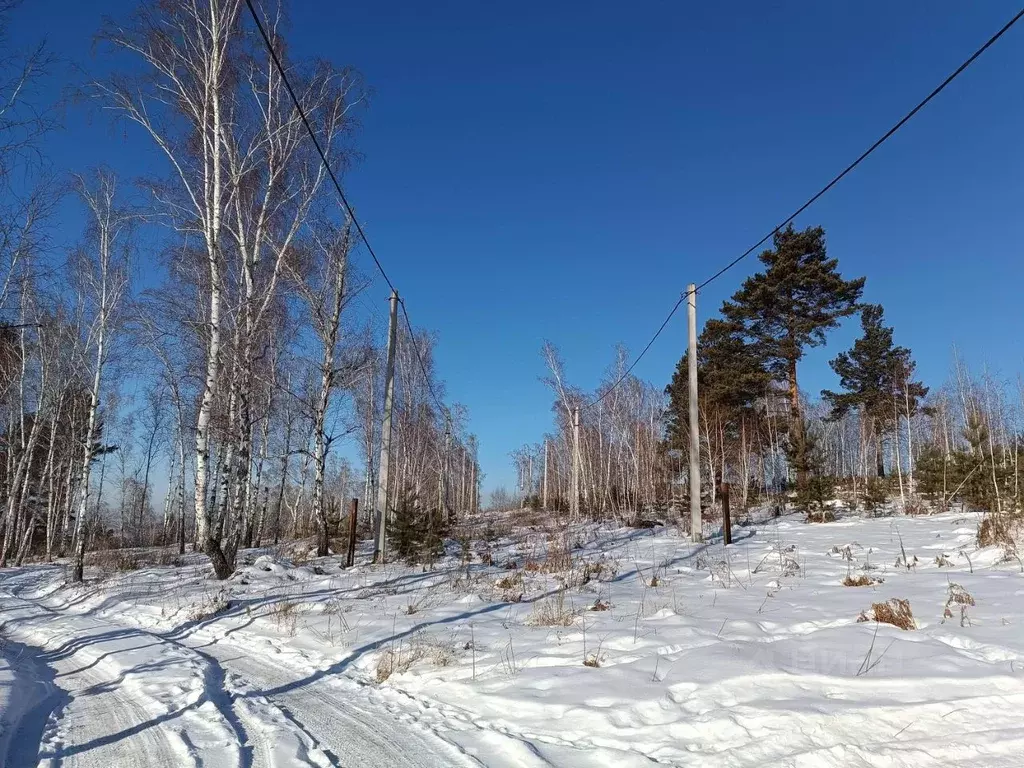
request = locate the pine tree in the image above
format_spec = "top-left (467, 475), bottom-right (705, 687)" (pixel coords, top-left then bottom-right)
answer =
top-left (721, 224), bottom-right (864, 489)
top-left (664, 319), bottom-right (769, 451)
top-left (822, 304), bottom-right (928, 478)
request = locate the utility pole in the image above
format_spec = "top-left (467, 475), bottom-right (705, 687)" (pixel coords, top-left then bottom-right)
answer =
top-left (439, 419), bottom-right (452, 524)
top-left (542, 439), bottom-right (549, 510)
top-left (460, 446), bottom-right (467, 517)
top-left (373, 289), bottom-right (399, 562)
top-left (571, 407), bottom-right (581, 519)
top-left (687, 284), bottom-right (702, 542)
top-left (469, 438), bottom-right (477, 514)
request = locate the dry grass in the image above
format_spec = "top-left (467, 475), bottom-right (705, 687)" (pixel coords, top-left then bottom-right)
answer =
top-left (526, 591), bottom-right (577, 627)
top-left (267, 600), bottom-right (301, 635)
top-left (87, 550), bottom-right (143, 573)
top-left (375, 634), bottom-right (460, 683)
top-left (903, 497), bottom-right (931, 516)
top-left (187, 596), bottom-right (230, 623)
top-left (858, 598), bottom-right (916, 630)
top-left (943, 583), bottom-right (976, 627)
top-left (934, 554), bottom-right (953, 568)
top-left (493, 572), bottom-right (525, 603)
top-left (842, 574), bottom-right (882, 587)
top-left (977, 515), bottom-right (1018, 549)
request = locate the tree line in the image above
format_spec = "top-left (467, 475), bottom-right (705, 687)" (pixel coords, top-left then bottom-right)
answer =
top-left (0, 0), bottom-right (478, 580)
top-left (513, 225), bottom-right (1022, 529)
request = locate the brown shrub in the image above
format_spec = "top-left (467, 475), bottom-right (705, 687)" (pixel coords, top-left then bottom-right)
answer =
top-left (842, 574), bottom-right (881, 587)
top-left (978, 516), bottom-right (1013, 548)
top-left (858, 598), bottom-right (916, 630)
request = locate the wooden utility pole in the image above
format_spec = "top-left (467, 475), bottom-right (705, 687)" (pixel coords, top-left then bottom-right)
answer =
top-left (571, 407), bottom-right (581, 519)
top-left (373, 290), bottom-right (399, 562)
top-left (542, 439), bottom-right (549, 510)
top-left (687, 284), bottom-right (702, 542)
top-left (346, 497), bottom-right (358, 567)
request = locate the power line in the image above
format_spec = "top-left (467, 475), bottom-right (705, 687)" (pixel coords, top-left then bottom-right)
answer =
top-left (586, 5), bottom-right (1024, 411)
top-left (245, 0), bottom-right (395, 295)
top-left (399, 301), bottom-right (451, 422)
top-left (245, 0), bottom-right (450, 421)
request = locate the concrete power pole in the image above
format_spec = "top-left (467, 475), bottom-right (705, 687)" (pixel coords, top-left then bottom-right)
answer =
top-left (373, 289), bottom-right (399, 562)
top-left (570, 407), bottom-right (581, 519)
top-left (439, 420), bottom-right (451, 524)
top-left (687, 284), bottom-right (702, 542)
top-left (542, 439), bottom-right (549, 510)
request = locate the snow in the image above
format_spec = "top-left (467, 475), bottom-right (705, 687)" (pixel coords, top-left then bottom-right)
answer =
top-left (2, 509), bottom-right (1024, 766)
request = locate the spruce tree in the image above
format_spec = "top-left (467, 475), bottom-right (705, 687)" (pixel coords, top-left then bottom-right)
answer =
top-left (721, 224), bottom-right (864, 488)
top-left (822, 304), bottom-right (928, 478)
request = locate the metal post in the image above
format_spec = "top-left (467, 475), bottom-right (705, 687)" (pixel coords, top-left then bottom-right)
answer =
top-left (687, 284), bottom-right (702, 542)
top-left (571, 407), bottom-right (581, 519)
top-left (373, 290), bottom-right (399, 562)
top-left (346, 497), bottom-right (358, 567)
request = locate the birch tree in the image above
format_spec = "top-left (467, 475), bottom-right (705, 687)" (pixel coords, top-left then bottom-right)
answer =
top-left (69, 171), bottom-right (131, 582)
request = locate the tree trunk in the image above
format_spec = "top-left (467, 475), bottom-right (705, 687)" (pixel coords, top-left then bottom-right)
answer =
top-left (875, 428), bottom-right (886, 479)
top-left (787, 355), bottom-right (807, 490)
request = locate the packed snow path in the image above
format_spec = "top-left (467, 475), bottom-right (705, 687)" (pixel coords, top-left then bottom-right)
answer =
top-left (0, 568), bottom-right (474, 768)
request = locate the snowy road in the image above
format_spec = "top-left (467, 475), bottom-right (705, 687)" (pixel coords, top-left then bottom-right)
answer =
top-left (0, 571), bottom-right (476, 768)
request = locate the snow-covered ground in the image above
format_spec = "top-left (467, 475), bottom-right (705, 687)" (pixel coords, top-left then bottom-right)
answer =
top-left (1, 508), bottom-right (1023, 766)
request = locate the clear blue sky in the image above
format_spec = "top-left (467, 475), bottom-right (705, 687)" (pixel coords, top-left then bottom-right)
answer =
top-left (11, 1), bottom-right (1024, 494)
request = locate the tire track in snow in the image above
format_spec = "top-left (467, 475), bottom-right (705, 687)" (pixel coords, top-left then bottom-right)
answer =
top-left (181, 638), bottom-right (477, 768)
top-left (0, 587), bottom-right (251, 767)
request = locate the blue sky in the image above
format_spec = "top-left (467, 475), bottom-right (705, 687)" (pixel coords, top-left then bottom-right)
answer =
top-left (10, 1), bottom-right (1024, 494)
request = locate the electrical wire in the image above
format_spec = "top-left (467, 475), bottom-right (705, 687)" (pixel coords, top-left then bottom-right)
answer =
top-left (245, 0), bottom-right (450, 423)
top-left (400, 300), bottom-right (451, 423)
top-left (585, 5), bottom-right (1024, 411)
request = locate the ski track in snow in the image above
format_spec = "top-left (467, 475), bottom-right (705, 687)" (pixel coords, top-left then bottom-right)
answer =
top-left (0, 575), bottom-right (470, 767)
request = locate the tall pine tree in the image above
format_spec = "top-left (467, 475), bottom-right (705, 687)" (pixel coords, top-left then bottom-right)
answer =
top-left (721, 224), bottom-right (864, 488)
top-left (822, 304), bottom-right (928, 478)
